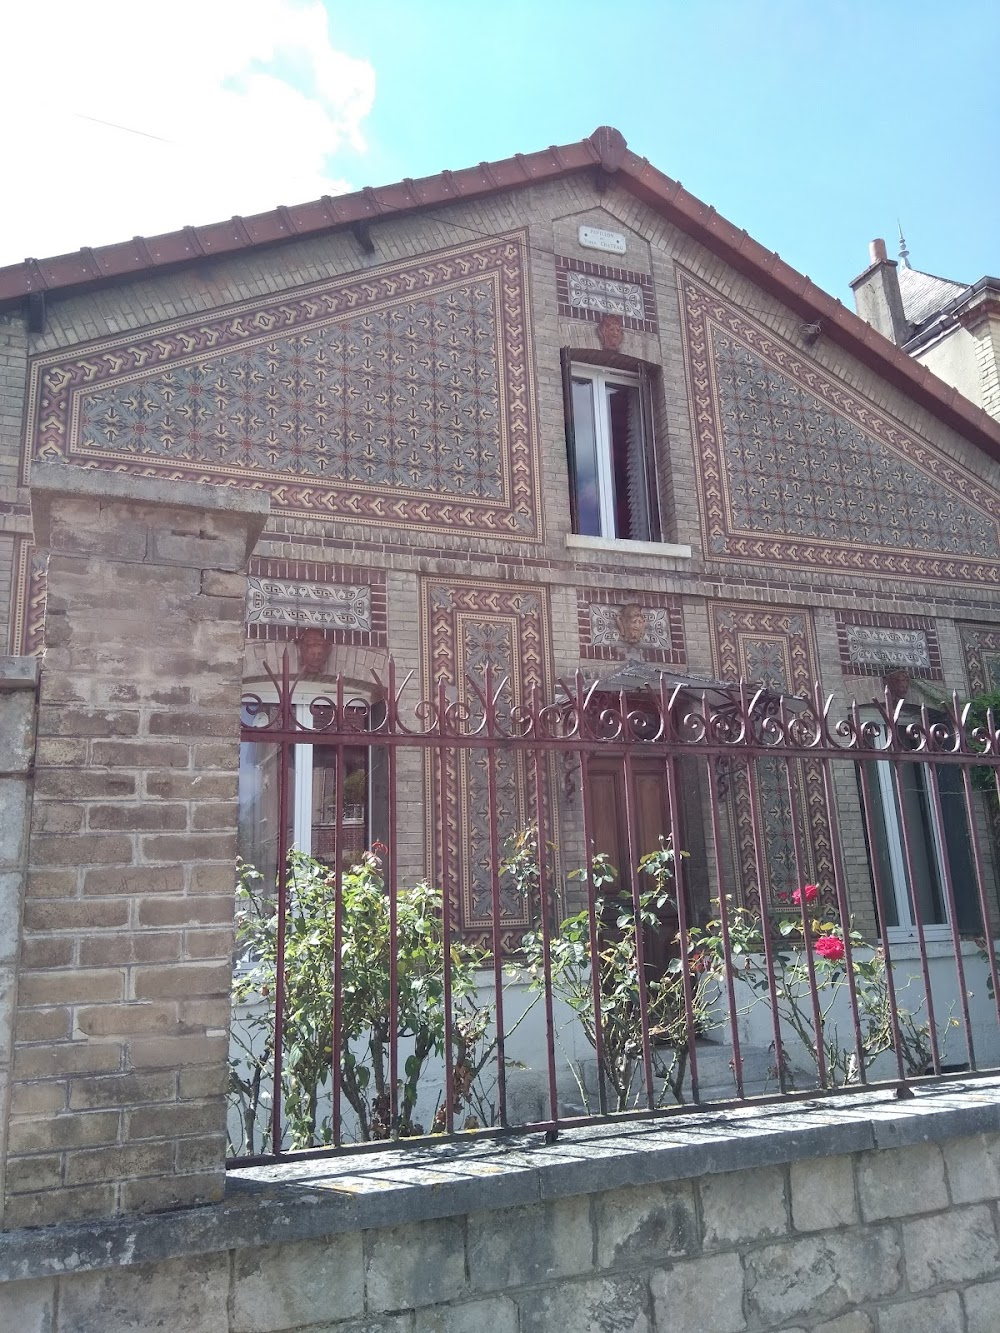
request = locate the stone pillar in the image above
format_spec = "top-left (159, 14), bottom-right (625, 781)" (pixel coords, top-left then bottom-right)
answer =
top-left (0, 656), bottom-right (38, 1228)
top-left (2, 465), bottom-right (268, 1228)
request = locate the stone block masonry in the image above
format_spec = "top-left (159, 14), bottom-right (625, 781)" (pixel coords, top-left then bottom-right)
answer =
top-left (1, 465), bottom-right (268, 1228)
top-left (0, 656), bottom-right (37, 1226)
top-left (0, 1080), bottom-right (999, 1330)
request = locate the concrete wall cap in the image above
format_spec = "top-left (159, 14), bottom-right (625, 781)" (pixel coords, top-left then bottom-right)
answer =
top-left (0, 656), bottom-right (39, 689)
top-left (28, 463), bottom-right (270, 550)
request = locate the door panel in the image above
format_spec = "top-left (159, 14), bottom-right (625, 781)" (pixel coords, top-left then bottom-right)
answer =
top-left (586, 758), bottom-right (680, 971)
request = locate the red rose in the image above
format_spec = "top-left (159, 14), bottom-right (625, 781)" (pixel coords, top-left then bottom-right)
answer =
top-left (792, 883), bottom-right (819, 906)
top-left (814, 935), bottom-right (845, 962)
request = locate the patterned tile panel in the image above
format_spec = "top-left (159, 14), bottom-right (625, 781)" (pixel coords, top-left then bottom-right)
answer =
top-left (678, 271), bottom-right (1000, 583)
top-left (7, 537), bottom-right (47, 657)
top-left (835, 611), bottom-right (942, 679)
top-left (25, 234), bottom-right (542, 541)
top-left (420, 578), bottom-right (558, 947)
top-left (245, 558), bottom-right (386, 645)
top-left (556, 256), bottom-right (657, 333)
top-left (577, 589), bottom-right (685, 665)
top-left (959, 624), bottom-right (1000, 695)
top-left (710, 604), bottom-right (835, 913)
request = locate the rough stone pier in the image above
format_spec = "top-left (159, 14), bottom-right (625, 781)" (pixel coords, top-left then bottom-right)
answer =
top-left (2, 1079), bottom-right (1000, 1331)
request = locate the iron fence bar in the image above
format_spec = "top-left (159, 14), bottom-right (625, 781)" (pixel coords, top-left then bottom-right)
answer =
top-left (853, 743), bottom-right (908, 1086)
top-left (331, 735), bottom-right (346, 1148)
top-left (578, 747), bottom-right (609, 1117)
top-left (387, 742), bottom-right (400, 1139)
top-left (531, 701), bottom-right (560, 1131)
top-left (435, 707), bottom-right (456, 1136)
top-left (485, 738), bottom-right (508, 1129)
top-left (781, 744), bottom-right (828, 1089)
top-left (742, 737), bottom-right (789, 1094)
top-left (924, 755), bottom-right (976, 1070)
top-left (621, 739), bottom-right (656, 1110)
top-left (962, 765), bottom-right (1000, 1035)
top-left (705, 755), bottom-right (745, 1098)
top-left (816, 750), bottom-right (867, 1084)
top-left (270, 727), bottom-right (293, 1156)
top-left (663, 750), bottom-right (700, 1104)
top-left (888, 754), bottom-right (942, 1074)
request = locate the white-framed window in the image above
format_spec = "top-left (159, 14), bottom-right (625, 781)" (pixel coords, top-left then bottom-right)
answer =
top-left (238, 688), bottom-right (385, 887)
top-left (563, 360), bottom-right (658, 542)
top-left (862, 715), bottom-right (980, 941)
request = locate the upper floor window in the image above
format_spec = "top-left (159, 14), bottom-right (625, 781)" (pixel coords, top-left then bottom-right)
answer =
top-left (563, 359), bottom-right (659, 542)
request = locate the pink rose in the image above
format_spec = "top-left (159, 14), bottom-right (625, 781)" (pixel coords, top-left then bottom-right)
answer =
top-left (815, 935), bottom-right (845, 962)
top-left (792, 883), bottom-right (819, 906)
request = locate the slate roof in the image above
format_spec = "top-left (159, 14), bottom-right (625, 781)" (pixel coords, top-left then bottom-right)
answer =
top-left (898, 265), bottom-right (968, 329)
top-left (1, 125), bottom-right (999, 463)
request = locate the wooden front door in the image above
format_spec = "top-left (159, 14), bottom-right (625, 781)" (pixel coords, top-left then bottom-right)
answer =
top-left (587, 758), bottom-right (681, 973)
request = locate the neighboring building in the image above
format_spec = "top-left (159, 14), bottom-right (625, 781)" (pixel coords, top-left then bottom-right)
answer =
top-left (1, 125), bottom-right (999, 951)
top-left (851, 234), bottom-right (1000, 422)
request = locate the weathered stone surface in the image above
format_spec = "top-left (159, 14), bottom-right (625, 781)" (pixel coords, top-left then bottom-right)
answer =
top-left (903, 1203), bottom-right (1000, 1290)
top-left (964, 1277), bottom-right (1000, 1332)
top-left (467, 1194), bottom-right (591, 1292)
top-left (366, 1216), bottom-right (466, 1313)
top-left (813, 1314), bottom-right (875, 1333)
top-left (701, 1164), bottom-right (787, 1247)
top-left (517, 1272), bottom-right (651, 1333)
top-left (595, 1181), bottom-right (697, 1268)
top-left (232, 1234), bottom-right (364, 1331)
top-left (943, 1133), bottom-right (1000, 1205)
top-left (790, 1155), bottom-right (857, 1232)
top-left (0, 1276), bottom-right (55, 1333)
top-left (878, 1291), bottom-right (964, 1333)
top-left (744, 1226), bottom-right (901, 1323)
top-left (57, 1254), bottom-right (229, 1333)
top-left (856, 1143), bottom-right (948, 1221)
top-left (413, 1295), bottom-right (519, 1333)
top-left (650, 1253), bottom-right (745, 1333)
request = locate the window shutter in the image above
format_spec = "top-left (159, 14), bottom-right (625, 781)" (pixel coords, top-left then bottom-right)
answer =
top-left (560, 347), bottom-right (579, 533)
top-left (637, 363), bottom-right (662, 542)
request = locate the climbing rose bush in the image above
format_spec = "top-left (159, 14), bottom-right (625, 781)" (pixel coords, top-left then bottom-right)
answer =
top-left (682, 886), bottom-right (938, 1087)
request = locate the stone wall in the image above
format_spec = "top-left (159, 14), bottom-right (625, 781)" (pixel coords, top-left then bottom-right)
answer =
top-left (0, 655), bottom-right (37, 1224)
top-left (1, 1080), bottom-right (999, 1332)
top-left (1, 466), bottom-right (267, 1228)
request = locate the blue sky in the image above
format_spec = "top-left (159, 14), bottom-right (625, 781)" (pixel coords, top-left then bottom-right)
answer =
top-left (3, 0), bottom-right (997, 302)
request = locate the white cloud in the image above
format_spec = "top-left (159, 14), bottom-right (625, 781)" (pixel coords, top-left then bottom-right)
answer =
top-left (0, 0), bottom-right (375, 265)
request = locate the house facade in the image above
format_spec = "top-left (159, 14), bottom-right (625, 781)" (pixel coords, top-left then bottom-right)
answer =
top-left (1, 125), bottom-right (999, 952)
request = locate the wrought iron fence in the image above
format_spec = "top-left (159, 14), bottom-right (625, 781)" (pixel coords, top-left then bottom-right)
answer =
top-left (228, 652), bottom-right (1000, 1163)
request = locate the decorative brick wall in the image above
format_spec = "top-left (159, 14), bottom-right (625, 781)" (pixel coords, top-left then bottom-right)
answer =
top-left (2, 465), bottom-right (267, 1228)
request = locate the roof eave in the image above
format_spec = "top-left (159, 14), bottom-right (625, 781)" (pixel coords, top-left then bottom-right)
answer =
top-left (1, 126), bottom-right (998, 466)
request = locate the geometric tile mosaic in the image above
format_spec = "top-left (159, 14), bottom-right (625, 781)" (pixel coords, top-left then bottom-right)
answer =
top-left (420, 577), bottom-right (557, 948)
top-left (7, 536), bottom-right (47, 657)
top-left (959, 623), bottom-right (1000, 695)
top-left (835, 611), bottom-right (942, 679)
top-left (24, 233), bottom-right (541, 541)
top-left (244, 557), bottom-right (386, 646)
top-left (678, 270), bottom-right (1000, 583)
top-left (710, 603), bottom-right (835, 915)
top-left (577, 589), bottom-right (685, 665)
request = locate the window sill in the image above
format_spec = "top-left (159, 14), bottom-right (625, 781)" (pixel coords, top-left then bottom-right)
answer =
top-left (565, 534), bottom-right (693, 560)
top-left (883, 933), bottom-right (997, 961)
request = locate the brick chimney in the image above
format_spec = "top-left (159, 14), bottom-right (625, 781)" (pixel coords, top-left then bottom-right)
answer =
top-left (850, 239), bottom-right (909, 345)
